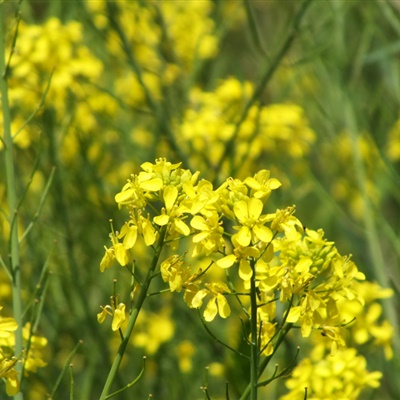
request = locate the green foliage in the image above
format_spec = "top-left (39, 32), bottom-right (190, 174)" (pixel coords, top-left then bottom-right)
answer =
top-left (1, 0), bottom-right (399, 399)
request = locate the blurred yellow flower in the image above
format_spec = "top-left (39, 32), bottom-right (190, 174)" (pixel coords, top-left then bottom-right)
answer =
top-left (281, 347), bottom-right (382, 400)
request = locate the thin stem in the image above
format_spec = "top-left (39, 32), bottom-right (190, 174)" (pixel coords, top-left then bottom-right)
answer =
top-left (197, 309), bottom-right (249, 359)
top-left (13, 68), bottom-right (54, 141)
top-left (69, 364), bottom-right (74, 400)
top-left (98, 227), bottom-right (167, 400)
top-left (249, 258), bottom-right (258, 400)
top-left (50, 340), bottom-right (83, 399)
top-left (213, 0), bottom-right (314, 183)
top-left (19, 167), bottom-right (55, 244)
top-left (105, 0), bottom-right (189, 167)
top-left (105, 356), bottom-right (146, 399)
top-left (239, 322), bottom-right (293, 400)
top-left (0, 5), bottom-right (24, 399)
top-left (243, 0), bottom-right (269, 59)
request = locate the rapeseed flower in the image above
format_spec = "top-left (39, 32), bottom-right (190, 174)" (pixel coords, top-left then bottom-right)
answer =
top-left (191, 282), bottom-right (231, 322)
top-left (0, 308), bottom-right (19, 395)
top-left (232, 197), bottom-right (273, 247)
top-left (281, 347), bottom-right (382, 400)
top-left (97, 298), bottom-right (126, 332)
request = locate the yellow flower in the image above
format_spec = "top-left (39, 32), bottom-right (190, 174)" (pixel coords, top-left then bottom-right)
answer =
top-left (114, 175), bottom-right (162, 208)
top-left (232, 197), bottom-right (273, 247)
top-left (138, 214), bottom-right (157, 246)
top-left (0, 308), bottom-right (18, 339)
top-left (244, 169), bottom-right (281, 200)
top-left (99, 246), bottom-right (115, 272)
top-left (216, 243), bottom-right (259, 280)
top-left (268, 206), bottom-right (303, 240)
top-left (190, 211), bottom-right (224, 256)
top-left (160, 255), bottom-right (194, 293)
top-left (191, 283), bottom-right (231, 322)
top-left (177, 340), bottom-right (195, 373)
top-left (0, 309), bottom-right (20, 395)
top-left (153, 185), bottom-right (191, 238)
top-left (281, 347), bottom-right (382, 400)
top-left (337, 281), bottom-right (395, 359)
top-left (0, 358), bottom-right (19, 396)
top-left (97, 299), bottom-right (126, 332)
top-left (132, 308), bottom-right (175, 355)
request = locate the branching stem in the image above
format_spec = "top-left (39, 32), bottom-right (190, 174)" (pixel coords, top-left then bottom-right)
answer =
top-left (98, 227), bottom-right (167, 400)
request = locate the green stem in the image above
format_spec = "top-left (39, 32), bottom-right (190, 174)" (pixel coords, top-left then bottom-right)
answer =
top-left (105, 1), bottom-right (190, 168)
top-left (98, 227), bottom-right (167, 400)
top-left (0, 5), bottom-right (24, 399)
top-left (243, 0), bottom-right (268, 58)
top-left (239, 322), bottom-right (293, 400)
top-left (249, 259), bottom-right (258, 400)
top-left (213, 0), bottom-right (314, 183)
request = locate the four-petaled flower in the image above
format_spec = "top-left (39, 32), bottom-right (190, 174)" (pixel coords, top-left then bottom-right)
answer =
top-left (232, 197), bottom-right (273, 247)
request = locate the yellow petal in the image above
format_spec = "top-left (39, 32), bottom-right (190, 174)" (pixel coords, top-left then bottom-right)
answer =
top-left (301, 315), bottom-right (312, 337)
top-left (182, 181), bottom-right (196, 198)
top-left (114, 243), bottom-right (129, 266)
top-left (5, 370), bottom-right (19, 396)
top-left (235, 226), bottom-right (251, 247)
top-left (204, 297), bottom-right (218, 322)
top-left (97, 308), bottom-right (107, 324)
top-left (268, 178), bottom-right (281, 189)
top-left (139, 178), bottom-right (163, 191)
top-left (233, 200), bottom-right (248, 222)
top-left (239, 259), bottom-right (253, 280)
top-left (253, 225), bottom-right (272, 243)
top-left (190, 215), bottom-right (208, 230)
top-left (191, 290), bottom-right (207, 308)
top-left (193, 231), bottom-right (209, 243)
top-left (216, 254), bottom-right (237, 269)
top-left (164, 185), bottom-right (178, 212)
top-left (248, 198), bottom-right (263, 219)
top-left (244, 176), bottom-right (261, 190)
top-left (0, 318), bottom-right (18, 332)
top-left (100, 247), bottom-right (114, 272)
top-left (153, 214), bottom-right (169, 226)
top-left (174, 219), bottom-right (191, 236)
top-left (262, 243), bottom-right (274, 262)
top-left (142, 220), bottom-right (156, 246)
top-left (286, 306), bottom-right (301, 323)
top-left (123, 226), bottom-right (138, 249)
top-left (115, 188), bottom-right (135, 204)
top-left (295, 258), bottom-right (312, 275)
top-left (217, 294), bottom-right (231, 319)
top-left (260, 275), bottom-right (278, 291)
top-left (112, 304), bottom-right (126, 331)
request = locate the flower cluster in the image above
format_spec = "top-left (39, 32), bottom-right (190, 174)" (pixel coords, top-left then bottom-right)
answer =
top-left (177, 77), bottom-right (315, 178)
top-left (1, 321), bottom-right (48, 380)
top-left (99, 159), bottom-right (391, 389)
top-left (280, 346), bottom-right (382, 400)
top-left (0, 306), bottom-right (47, 396)
top-left (86, 0), bottom-right (218, 107)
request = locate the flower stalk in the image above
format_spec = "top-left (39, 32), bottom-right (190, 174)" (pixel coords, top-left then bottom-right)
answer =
top-left (0, 4), bottom-right (24, 398)
top-left (99, 227), bottom-right (167, 400)
top-left (249, 258), bottom-right (259, 400)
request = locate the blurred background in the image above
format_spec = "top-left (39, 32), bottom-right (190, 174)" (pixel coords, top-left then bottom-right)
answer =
top-left (1, 0), bottom-right (399, 398)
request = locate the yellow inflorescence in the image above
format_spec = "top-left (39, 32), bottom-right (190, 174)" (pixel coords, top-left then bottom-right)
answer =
top-left (99, 159), bottom-right (391, 398)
